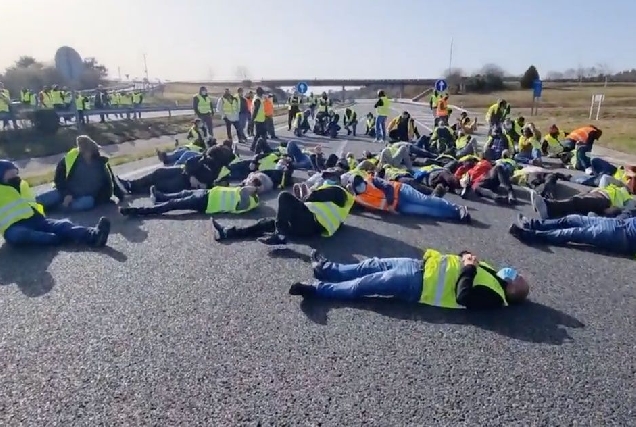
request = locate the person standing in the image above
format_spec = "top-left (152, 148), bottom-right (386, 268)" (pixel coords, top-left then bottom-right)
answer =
top-left (250, 87), bottom-right (268, 151)
top-left (192, 86), bottom-right (215, 136)
top-left (236, 88), bottom-right (249, 143)
top-left (287, 91), bottom-right (301, 131)
top-left (216, 88), bottom-right (241, 141)
top-left (374, 90), bottom-right (390, 143)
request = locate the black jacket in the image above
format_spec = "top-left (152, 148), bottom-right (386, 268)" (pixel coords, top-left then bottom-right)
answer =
top-left (455, 263), bottom-right (508, 310)
top-left (53, 154), bottom-right (124, 203)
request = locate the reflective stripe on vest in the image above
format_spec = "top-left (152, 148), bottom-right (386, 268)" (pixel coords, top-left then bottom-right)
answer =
top-left (0, 180), bottom-right (43, 234)
top-left (420, 249), bottom-right (508, 309)
top-left (602, 184), bottom-right (631, 208)
top-left (304, 185), bottom-right (354, 237)
top-left (376, 96), bottom-right (390, 116)
top-left (222, 97), bottom-right (238, 115)
top-left (206, 187), bottom-right (239, 213)
top-left (196, 95), bottom-right (212, 114)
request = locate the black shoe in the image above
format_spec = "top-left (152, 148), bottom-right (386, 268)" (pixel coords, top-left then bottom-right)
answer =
top-left (310, 249), bottom-right (327, 278)
top-left (507, 192), bottom-right (518, 205)
top-left (210, 218), bottom-right (227, 241)
top-left (94, 217), bottom-right (111, 247)
top-left (458, 206), bottom-right (471, 224)
top-left (432, 184), bottom-right (446, 198)
top-left (257, 233), bottom-right (287, 246)
top-left (119, 206), bottom-right (137, 217)
top-left (494, 195), bottom-right (508, 205)
top-left (508, 223), bottom-right (524, 240)
top-left (289, 282), bottom-right (317, 297)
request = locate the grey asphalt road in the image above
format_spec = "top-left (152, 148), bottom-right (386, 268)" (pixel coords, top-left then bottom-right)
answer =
top-left (1, 101), bottom-right (634, 426)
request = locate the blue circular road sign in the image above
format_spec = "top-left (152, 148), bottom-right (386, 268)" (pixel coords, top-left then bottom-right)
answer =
top-left (434, 79), bottom-right (448, 92)
top-left (296, 81), bottom-right (308, 94)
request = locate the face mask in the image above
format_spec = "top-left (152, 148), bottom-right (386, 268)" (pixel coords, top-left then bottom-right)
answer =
top-left (497, 267), bottom-right (518, 281)
top-left (201, 91), bottom-right (207, 96)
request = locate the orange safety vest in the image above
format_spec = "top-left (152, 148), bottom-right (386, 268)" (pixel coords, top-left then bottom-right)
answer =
top-left (566, 126), bottom-right (596, 144)
top-left (436, 99), bottom-right (449, 118)
top-left (355, 177), bottom-right (401, 211)
top-left (263, 98), bottom-right (274, 117)
top-left (246, 97), bottom-right (253, 112)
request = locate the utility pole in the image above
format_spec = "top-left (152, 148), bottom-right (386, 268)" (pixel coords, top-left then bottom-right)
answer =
top-left (448, 37), bottom-right (454, 74)
top-left (142, 53), bottom-right (149, 87)
top-left (117, 66), bottom-right (121, 81)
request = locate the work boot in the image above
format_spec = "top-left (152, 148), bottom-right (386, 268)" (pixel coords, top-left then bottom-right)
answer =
top-left (292, 183), bottom-right (303, 199)
top-left (257, 233), bottom-right (287, 246)
top-left (92, 217), bottom-right (111, 247)
top-left (149, 185), bottom-right (159, 204)
top-left (210, 218), bottom-right (227, 241)
top-left (432, 184), bottom-right (446, 198)
top-left (516, 213), bottom-right (531, 229)
top-left (460, 187), bottom-right (470, 199)
top-left (289, 282), bottom-right (317, 297)
top-left (155, 148), bottom-right (167, 164)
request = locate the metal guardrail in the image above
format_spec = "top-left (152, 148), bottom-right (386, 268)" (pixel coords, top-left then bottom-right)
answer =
top-left (0, 105), bottom-right (193, 121)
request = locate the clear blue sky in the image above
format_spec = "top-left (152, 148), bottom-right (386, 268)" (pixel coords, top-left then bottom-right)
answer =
top-left (0, 0), bottom-right (631, 81)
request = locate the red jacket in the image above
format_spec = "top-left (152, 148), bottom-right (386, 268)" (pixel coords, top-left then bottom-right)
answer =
top-left (454, 159), bottom-right (493, 189)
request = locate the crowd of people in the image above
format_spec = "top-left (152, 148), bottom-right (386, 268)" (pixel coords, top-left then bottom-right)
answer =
top-left (0, 81), bottom-right (146, 128)
top-left (1, 88), bottom-right (634, 312)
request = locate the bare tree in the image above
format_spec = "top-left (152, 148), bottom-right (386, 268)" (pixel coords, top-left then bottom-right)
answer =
top-left (545, 71), bottom-right (564, 80)
top-left (234, 66), bottom-right (251, 80)
top-left (480, 63), bottom-right (505, 78)
top-left (562, 68), bottom-right (577, 79)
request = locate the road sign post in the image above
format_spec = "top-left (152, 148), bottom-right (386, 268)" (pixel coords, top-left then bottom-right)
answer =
top-left (296, 81), bottom-right (308, 95)
top-left (531, 79), bottom-right (543, 116)
top-left (434, 79), bottom-right (448, 93)
top-left (54, 46), bottom-right (85, 128)
top-left (589, 94), bottom-right (605, 120)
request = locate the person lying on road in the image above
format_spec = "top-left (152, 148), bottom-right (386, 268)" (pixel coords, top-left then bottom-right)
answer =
top-left (530, 174), bottom-right (634, 220)
top-left (36, 135), bottom-right (126, 212)
top-left (156, 118), bottom-right (213, 166)
top-left (0, 160), bottom-right (110, 247)
top-left (510, 213), bottom-right (636, 257)
top-left (456, 155), bottom-right (518, 205)
top-left (288, 248), bottom-right (530, 310)
top-left (353, 173), bottom-right (470, 222)
top-left (119, 185), bottom-right (259, 217)
top-left (211, 178), bottom-right (364, 245)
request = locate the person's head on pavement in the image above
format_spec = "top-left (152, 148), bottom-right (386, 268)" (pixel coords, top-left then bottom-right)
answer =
top-left (346, 174), bottom-right (367, 196)
top-left (199, 86), bottom-right (207, 96)
top-left (0, 160), bottom-right (19, 187)
top-left (76, 135), bottom-right (101, 163)
top-left (496, 267), bottom-right (530, 304)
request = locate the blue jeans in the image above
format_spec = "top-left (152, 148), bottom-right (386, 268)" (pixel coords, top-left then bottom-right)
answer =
top-left (36, 189), bottom-right (95, 212)
top-left (287, 141), bottom-right (312, 169)
top-left (590, 157), bottom-right (617, 176)
top-left (397, 184), bottom-right (461, 220)
top-left (165, 148), bottom-right (201, 166)
top-left (574, 144), bottom-right (593, 170)
top-left (4, 215), bottom-right (97, 246)
top-left (514, 148), bottom-right (541, 164)
top-left (375, 115), bottom-right (387, 141)
top-left (521, 214), bottom-right (636, 255)
top-left (239, 112), bottom-right (250, 137)
top-left (138, 189), bottom-right (207, 215)
top-left (314, 257), bottom-right (424, 302)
